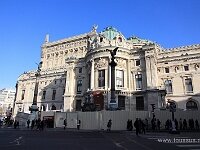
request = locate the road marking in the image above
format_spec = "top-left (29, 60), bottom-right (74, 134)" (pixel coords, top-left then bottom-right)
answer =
top-left (147, 137), bottom-right (160, 140)
top-left (176, 144), bottom-right (200, 148)
top-left (10, 136), bottom-right (23, 145)
top-left (125, 137), bottom-right (153, 150)
top-left (114, 142), bottom-right (128, 150)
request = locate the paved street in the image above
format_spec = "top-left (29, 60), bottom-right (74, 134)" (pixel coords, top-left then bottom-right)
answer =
top-left (0, 128), bottom-right (200, 150)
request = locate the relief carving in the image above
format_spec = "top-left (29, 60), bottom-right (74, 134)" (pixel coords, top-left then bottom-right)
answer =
top-left (94, 58), bottom-right (108, 69)
top-left (115, 58), bottom-right (126, 68)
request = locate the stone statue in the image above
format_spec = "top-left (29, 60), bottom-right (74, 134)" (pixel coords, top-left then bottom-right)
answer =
top-left (92, 24), bottom-right (98, 32)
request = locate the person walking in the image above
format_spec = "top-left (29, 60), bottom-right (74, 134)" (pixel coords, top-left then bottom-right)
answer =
top-left (107, 119), bottom-right (112, 131)
top-left (77, 120), bottom-right (81, 130)
top-left (27, 119), bottom-right (30, 128)
top-left (134, 118), bottom-right (140, 136)
top-left (63, 119), bottom-right (67, 130)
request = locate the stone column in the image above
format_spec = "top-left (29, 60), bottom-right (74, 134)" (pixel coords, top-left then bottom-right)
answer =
top-left (90, 59), bottom-right (94, 90)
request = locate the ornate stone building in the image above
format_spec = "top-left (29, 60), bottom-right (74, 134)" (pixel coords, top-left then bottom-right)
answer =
top-left (0, 88), bottom-right (15, 117)
top-left (13, 26), bottom-right (200, 116)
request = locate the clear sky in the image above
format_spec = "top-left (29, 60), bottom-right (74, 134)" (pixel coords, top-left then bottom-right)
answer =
top-left (0, 0), bottom-right (200, 89)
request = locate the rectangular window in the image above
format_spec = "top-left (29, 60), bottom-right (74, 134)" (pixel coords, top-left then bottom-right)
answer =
top-left (78, 68), bottom-right (82, 73)
top-left (135, 74), bottom-right (142, 90)
top-left (165, 67), bottom-right (169, 73)
top-left (164, 80), bottom-right (173, 93)
top-left (185, 78), bottom-right (193, 93)
top-left (136, 96), bottom-right (144, 110)
top-left (88, 73), bottom-right (91, 89)
top-left (118, 95), bottom-right (125, 110)
top-left (21, 90), bottom-right (25, 100)
top-left (62, 88), bottom-right (65, 100)
top-left (136, 59), bottom-right (140, 66)
top-left (98, 70), bottom-right (105, 87)
top-left (52, 90), bottom-right (56, 100)
top-left (77, 80), bottom-right (82, 94)
top-left (100, 37), bottom-right (103, 42)
top-left (42, 90), bottom-right (46, 99)
top-left (184, 65), bottom-right (189, 71)
top-left (76, 100), bottom-right (82, 111)
top-left (116, 70), bottom-right (124, 87)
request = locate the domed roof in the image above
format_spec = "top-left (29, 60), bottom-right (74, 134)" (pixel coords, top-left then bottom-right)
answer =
top-left (99, 26), bottom-right (122, 40)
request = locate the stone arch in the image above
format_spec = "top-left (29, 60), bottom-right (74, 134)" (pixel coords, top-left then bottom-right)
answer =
top-left (51, 104), bottom-right (56, 110)
top-left (41, 105), bottom-right (46, 111)
top-left (186, 99), bottom-right (198, 110)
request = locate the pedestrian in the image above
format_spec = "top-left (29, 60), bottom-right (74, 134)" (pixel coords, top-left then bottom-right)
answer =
top-left (107, 119), bottom-right (112, 131)
top-left (27, 119), bottom-right (30, 128)
top-left (174, 119), bottom-right (178, 130)
top-left (141, 120), bottom-right (146, 134)
top-left (145, 119), bottom-right (148, 130)
top-left (40, 120), bottom-right (44, 131)
top-left (134, 118), bottom-right (139, 136)
top-left (14, 120), bottom-right (17, 129)
top-left (17, 121), bottom-right (19, 128)
top-left (179, 118), bottom-right (183, 130)
top-left (64, 119), bottom-right (67, 130)
top-left (157, 119), bottom-right (161, 131)
top-left (77, 120), bottom-right (81, 130)
top-left (31, 119), bottom-right (35, 130)
top-left (183, 119), bottom-right (187, 130)
top-left (195, 119), bottom-right (199, 130)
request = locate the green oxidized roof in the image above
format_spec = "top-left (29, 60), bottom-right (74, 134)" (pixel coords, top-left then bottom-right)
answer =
top-left (100, 26), bottom-right (121, 40)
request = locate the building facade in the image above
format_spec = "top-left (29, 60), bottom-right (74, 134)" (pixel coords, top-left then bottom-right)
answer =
top-left (0, 88), bottom-right (15, 117)
top-left (13, 26), bottom-right (200, 116)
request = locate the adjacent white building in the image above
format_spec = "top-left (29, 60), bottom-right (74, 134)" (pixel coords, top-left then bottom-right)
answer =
top-left (0, 88), bottom-right (15, 117)
top-left (13, 26), bottom-right (200, 116)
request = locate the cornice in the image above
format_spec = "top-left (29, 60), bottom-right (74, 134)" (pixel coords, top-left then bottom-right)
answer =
top-left (160, 44), bottom-right (200, 54)
top-left (157, 55), bottom-right (200, 63)
top-left (41, 32), bottom-right (89, 48)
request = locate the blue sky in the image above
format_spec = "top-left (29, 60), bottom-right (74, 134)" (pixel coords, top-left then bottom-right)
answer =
top-left (0, 0), bottom-right (200, 89)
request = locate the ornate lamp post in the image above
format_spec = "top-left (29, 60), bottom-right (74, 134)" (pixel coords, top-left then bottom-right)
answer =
top-left (109, 47), bottom-right (118, 110)
top-left (29, 62), bottom-right (42, 115)
top-left (167, 100), bottom-right (179, 133)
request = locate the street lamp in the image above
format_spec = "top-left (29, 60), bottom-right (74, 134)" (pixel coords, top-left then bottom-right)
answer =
top-left (108, 47), bottom-right (118, 110)
top-left (29, 62), bottom-right (42, 115)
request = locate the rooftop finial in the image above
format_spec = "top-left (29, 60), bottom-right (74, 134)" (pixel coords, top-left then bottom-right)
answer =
top-left (45, 34), bottom-right (49, 43)
top-left (92, 24), bottom-right (98, 32)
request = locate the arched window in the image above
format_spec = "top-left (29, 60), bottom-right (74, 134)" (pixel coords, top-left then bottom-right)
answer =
top-left (51, 105), bottom-right (56, 110)
top-left (186, 101), bottom-right (198, 110)
top-left (164, 79), bottom-right (172, 93)
top-left (118, 37), bottom-right (122, 42)
top-left (41, 105), bottom-right (46, 111)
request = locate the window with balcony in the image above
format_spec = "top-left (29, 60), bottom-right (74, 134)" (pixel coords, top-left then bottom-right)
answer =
top-left (185, 78), bottom-right (193, 93)
top-left (164, 80), bottom-right (173, 93)
top-left (135, 74), bottom-right (142, 90)
top-left (98, 70), bottom-right (105, 87)
top-left (77, 80), bottom-right (82, 94)
top-left (42, 90), bottom-right (46, 99)
top-left (116, 70), bottom-right (124, 87)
